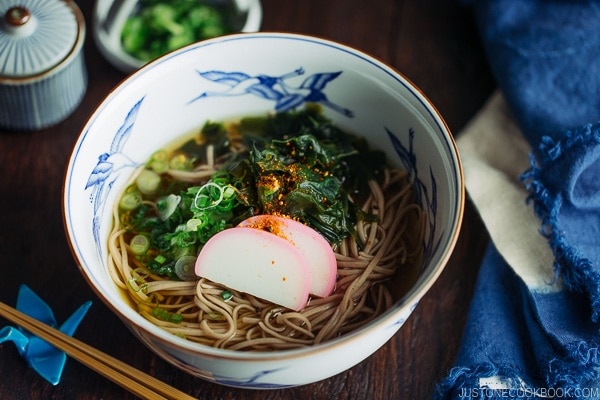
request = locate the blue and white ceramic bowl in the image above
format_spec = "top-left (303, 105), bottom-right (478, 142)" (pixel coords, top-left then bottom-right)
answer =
top-left (63, 33), bottom-right (463, 389)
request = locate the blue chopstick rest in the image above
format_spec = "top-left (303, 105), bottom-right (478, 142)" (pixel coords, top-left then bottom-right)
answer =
top-left (0, 285), bottom-right (92, 385)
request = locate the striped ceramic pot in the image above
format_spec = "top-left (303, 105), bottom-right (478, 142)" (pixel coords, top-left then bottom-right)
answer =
top-left (0, 0), bottom-right (87, 131)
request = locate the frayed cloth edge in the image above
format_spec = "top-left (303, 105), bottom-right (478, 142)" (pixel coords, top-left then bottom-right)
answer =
top-left (547, 341), bottom-right (600, 388)
top-left (520, 124), bottom-right (600, 321)
top-left (435, 363), bottom-right (523, 399)
top-left (435, 345), bottom-right (600, 400)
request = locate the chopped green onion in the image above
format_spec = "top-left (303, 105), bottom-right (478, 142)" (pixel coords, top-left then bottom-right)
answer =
top-left (152, 307), bottom-right (183, 324)
top-left (169, 153), bottom-right (194, 171)
top-left (193, 182), bottom-right (225, 210)
top-left (121, 15), bottom-right (146, 54)
top-left (220, 290), bottom-right (233, 302)
top-left (186, 218), bottom-right (203, 232)
top-left (119, 191), bottom-right (143, 210)
top-left (149, 149), bottom-right (169, 173)
top-left (130, 234), bottom-right (150, 255)
top-left (147, 4), bottom-right (184, 35)
top-left (147, 255), bottom-right (175, 277)
top-left (174, 256), bottom-right (197, 281)
top-left (151, 149), bottom-right (167, 161)
top-left (223, 185), bottom-right (236, 200)
top-left (121, 1), bottom-right (233, 62)
top-left (136, 169), bottom-right (161, 195)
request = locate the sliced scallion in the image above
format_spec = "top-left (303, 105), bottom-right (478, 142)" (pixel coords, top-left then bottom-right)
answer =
top-left (220, 290), bottom-right (233, 302)
top-left (119, 191), bottom-right (143, 210)
top-left (129, 234), bottom-right (150, 255)
top-left (149, 149), bottom-right (169, 174)
top-left (186, 218), bottom-right (202, 232)
top-left (152, 307), bottom-right (183, 324)
top-left (136, 169), bottom-right (161, 195)
top-left (174, 255), bottom-right (197, 281)
top-left (151, 160), bottom-right (168, 174)
top-left (169, 153), bottom-right (193, 171)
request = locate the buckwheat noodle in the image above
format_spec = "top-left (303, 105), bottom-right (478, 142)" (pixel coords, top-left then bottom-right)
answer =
top-left (107, 142), bottom-right (426, 351)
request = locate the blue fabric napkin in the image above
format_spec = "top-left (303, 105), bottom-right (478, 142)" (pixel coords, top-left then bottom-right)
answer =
top-left (436, 1), bottom-right (600, 398)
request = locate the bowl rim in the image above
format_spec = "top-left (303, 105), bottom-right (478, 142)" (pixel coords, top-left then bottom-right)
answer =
top-left (63, 31), bottom-right (464, 362)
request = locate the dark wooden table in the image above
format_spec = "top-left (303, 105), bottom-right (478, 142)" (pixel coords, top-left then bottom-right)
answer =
top-left (0, 1), bottom-right (495, 399)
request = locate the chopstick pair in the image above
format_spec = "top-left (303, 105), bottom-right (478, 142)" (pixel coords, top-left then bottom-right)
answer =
top-left (0, 301), bottom-right (196, 400)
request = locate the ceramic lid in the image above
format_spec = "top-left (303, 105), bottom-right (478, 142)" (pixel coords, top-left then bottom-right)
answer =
top-left (0, 0), bottom-right (80, 78)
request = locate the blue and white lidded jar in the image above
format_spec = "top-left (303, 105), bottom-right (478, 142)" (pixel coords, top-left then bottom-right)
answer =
top-left (0, 0), bottom-right (87, 131)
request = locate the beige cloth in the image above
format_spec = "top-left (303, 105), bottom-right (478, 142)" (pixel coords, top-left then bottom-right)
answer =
top-left (457, 91), bottom-right (559, 293)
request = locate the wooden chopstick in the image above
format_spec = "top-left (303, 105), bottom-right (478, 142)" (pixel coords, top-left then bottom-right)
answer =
top-left (0, 301), bottom-right (197, 400)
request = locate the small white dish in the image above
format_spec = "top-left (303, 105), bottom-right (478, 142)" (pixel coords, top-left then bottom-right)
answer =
top-left (92, 0), bottom-right (263, 74)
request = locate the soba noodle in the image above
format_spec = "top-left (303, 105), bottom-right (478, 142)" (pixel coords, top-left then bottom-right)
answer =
top-left (107, 114), bottom-right (426, 351)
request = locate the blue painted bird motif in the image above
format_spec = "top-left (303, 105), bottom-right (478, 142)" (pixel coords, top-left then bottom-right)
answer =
top-left (189, 68), bottom-right (354, 117)
top-left (85, 97), bottom-right (145, 254)
top-left (0, 285), bottom-right (92, 385)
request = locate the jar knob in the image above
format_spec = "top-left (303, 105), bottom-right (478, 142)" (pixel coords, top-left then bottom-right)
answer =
top-left (5, 6), bottom-right (31, 26)
top-left (3, 6), bottom-right (36, 37)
